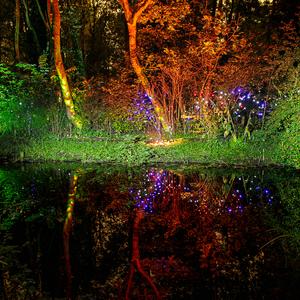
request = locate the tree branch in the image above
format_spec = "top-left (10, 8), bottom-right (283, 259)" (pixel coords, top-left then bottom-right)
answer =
top-left (34, 0), bottom-right (50, 31)
top-left (134, 0), bottom-right (154, 24)
top-left (118, 0), bottom-right (133, 22)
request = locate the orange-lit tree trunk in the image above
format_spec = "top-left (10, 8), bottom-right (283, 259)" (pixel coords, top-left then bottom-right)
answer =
top-left (15, 0), bottom-right (20, 62)
top-left (118, 0), bottom-right (171, 136)
top-left (50, 0), bottom-right (83, 128)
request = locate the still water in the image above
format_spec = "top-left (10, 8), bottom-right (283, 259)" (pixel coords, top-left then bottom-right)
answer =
top-left (0, 163), bottom-right (299, 299)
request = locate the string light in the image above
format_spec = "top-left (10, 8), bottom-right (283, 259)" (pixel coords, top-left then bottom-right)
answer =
top-left (129, 92), bottom-right (158, 129)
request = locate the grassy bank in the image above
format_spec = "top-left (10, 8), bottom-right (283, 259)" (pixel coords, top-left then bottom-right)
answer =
top-left (1, 64), bottom-right (299, 169)
top-left (0, 133), bottom-right (297, 168)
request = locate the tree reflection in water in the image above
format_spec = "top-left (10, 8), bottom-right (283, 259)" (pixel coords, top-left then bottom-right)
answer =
top-left (63, 169), bottom-right (81, 300)
top-left (0, 165), bottom-right (298, 299)
top-left (116, 168), bottom-right (277, 298)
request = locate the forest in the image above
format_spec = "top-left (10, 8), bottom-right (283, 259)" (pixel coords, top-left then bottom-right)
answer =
top-left (1, 1), bottom-right (300, 299)
top-left (0, 0), bottom-right (299, 167)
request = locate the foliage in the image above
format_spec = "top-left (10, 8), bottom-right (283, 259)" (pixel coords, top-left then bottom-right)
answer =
top-left (0, 63), bottom-right (53, 137)
top-left (76, 69), bottom-right (161, 134)
top-left (60, 0), bottom-right (125, 76)
top-left (271, 174), bottom-right (300, 250)
top-left (0, 1), bottom-right (299, 169)
top-left (264, 89), bottom-right (300, 167)
top-left (264, 23), bottom-right (300, 93)
top-left (137, 3), bottom-right (299, 137)
top-left (0, 64), bottom-right (24, 134)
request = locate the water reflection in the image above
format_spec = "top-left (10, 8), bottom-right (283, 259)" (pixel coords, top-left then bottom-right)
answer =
top-left (124, 168), bottom-right (279, 298)
top-left (63, 170), bottom-right (80, 300)
top-left (0, 164), bottom-right (299, 299)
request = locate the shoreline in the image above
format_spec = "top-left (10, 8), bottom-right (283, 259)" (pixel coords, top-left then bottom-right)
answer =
top-left (0, 135), bottom-right (298, 170)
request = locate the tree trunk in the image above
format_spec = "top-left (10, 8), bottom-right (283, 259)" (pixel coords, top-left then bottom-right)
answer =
top-left (47, 0), bottom-right (52, 25)
top-left (211, 0), bottom-right (217, 16)
top-left (21, 0), bottom-right (41, 53)
top-left (34, 0), bottom-right (50, 31)
top-left (228, 0), bottom-right (234, 22)
top-left (218, 0), bottom-right (223, 11)
top-left (119, 0), bottom-right (171, 136)
top-left (51, 0), bottom-right (83, 129)
top-left (15, 0), bottom-right (20, 62)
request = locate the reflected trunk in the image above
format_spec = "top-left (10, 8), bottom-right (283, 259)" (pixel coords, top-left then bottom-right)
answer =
top-left (63, 171), bottom-right (80, 300)
top-left (126, 209), bottom-right (161, 299)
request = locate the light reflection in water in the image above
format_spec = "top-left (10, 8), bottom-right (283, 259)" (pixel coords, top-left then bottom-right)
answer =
top-left (0, 165), bottom-right (298, 300)
top-left (129, 168), bottom-right (275, 215)
top-left (123, 168), bottom-right (277, 298)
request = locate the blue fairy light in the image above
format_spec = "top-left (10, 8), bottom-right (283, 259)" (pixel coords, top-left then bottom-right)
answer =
top-left (128, 92), bottom-right (158, 130)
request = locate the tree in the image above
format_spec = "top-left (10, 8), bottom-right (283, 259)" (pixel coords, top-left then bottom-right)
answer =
top-left (21, 0), bottom-right (41, 54)
top-left (15, 0), bottom-right (20, 62)
top-left (152, 52), bottom-right (191, 132)
top-left (138, 0), bottom-right (194, 132)
top-left (74, 0), bottom-right (125, 77)
top-left (50, 0), bottom-right (83, 129)
top-left (118, 0), bottom-right (171, 136)
top-left (0, 1), bottom-right (15, 63)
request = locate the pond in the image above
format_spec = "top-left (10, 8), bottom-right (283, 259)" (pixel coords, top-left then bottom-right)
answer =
top-left (0, 163), bottom-right (299, 299)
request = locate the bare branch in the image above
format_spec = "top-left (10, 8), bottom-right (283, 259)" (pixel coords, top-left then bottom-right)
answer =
top-left (133, 0), bottom-right (154, 24)
top-left (34, 0), bottom-right (50, 31)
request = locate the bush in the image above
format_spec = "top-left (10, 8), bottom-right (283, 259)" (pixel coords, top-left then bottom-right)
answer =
top-left (264, 89), bottom-right (300, 167)
top-left (0, 63), bottom-right (54, 137)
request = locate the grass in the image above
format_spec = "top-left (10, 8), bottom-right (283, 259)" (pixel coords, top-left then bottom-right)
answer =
top-left (151, 137), bottom-right (275, 166)
top-left (1, 132), bottom-right (294, 168)
top-left (23, 136), bottom-right (154, 164)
